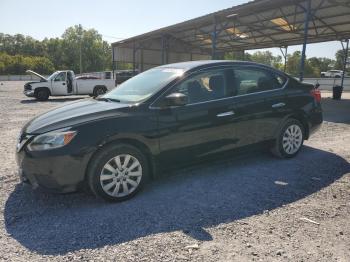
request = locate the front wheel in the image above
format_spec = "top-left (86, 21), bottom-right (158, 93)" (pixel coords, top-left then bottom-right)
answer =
top-left (35, 89), bottom-right (49, 101)
top-left (87, 144), bottom-right (149, 201)
top-left (271, 119), bottom-right (304, 158)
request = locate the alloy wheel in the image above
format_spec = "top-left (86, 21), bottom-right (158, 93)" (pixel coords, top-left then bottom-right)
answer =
top-left (96, 88), bottom-right (105, 95)
top-left (100, 154), bottom-right (142, 197)
top-left (282, 124), bottom-right (303, 155)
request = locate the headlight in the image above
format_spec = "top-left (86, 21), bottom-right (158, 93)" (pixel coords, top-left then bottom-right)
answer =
top-left (27, 129), bottom-right (77, 151)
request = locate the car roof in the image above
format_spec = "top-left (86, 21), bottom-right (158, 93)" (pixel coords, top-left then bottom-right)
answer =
top-left (156, 60), bottom-right (279, 73)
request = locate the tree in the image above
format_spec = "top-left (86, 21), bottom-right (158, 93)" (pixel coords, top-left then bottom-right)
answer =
top-left (250, 51), bottom-right (283, 69)
top-left (308, 57), bottom-right (335, 76)
top-left (284, 51), bottom-right (316, 77)
top-left (334, 49), bottom-right (349, 73)
top-left (61, 25), bottom-right (112, 73)
top-left (42, 37), bottom-right (65, 70)
top-left (0, 52), bottom-right (54, 74)
top-left (224, 50), bottom-right (252, 61)
top-left (0, 25), bottom-right (112, 74)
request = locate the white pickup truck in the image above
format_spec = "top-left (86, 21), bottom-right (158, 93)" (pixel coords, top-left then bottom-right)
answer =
top-left (24, 70), bottom-right (116, 101)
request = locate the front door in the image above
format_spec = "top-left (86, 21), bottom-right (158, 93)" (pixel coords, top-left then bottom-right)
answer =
top-left (51, 72), bottom-right (68, 95)
top-left (155, 67), bottom-right (252, 166)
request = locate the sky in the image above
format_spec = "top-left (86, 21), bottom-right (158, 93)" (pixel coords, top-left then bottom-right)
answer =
top-left (0, 0), bottom-right (343, 59)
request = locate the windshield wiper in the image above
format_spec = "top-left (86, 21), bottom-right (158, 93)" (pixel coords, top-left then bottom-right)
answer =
top-left (96, 97), bottom-right (121, 103)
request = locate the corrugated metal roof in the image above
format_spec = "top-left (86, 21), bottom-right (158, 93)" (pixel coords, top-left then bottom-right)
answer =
top-left (113, 0), bottom-right (350, 52)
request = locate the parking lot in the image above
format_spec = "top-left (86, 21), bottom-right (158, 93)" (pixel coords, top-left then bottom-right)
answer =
top-left (0, 81), bottom-right (349, 261)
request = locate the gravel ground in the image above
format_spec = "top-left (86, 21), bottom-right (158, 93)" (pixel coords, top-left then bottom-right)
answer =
top-left (0, 81), bottom-right (349, 261)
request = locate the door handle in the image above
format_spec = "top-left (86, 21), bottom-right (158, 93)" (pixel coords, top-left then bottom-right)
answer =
top-left (217, 111), bottom-right (235, 117)
top-left (62, 83), bottom-right (66, 85)
top-left (272, 102), bottom-right (286, 108)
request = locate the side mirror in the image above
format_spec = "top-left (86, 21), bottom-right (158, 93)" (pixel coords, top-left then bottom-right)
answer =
top-left (164, 93), bottom-right (188, 107)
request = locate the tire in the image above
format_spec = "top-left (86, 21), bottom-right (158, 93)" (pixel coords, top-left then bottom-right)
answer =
top-left (271, 119), bottom-right (305, 159)
top-left (35, 89), bottom-right (49, 101)
top-left (87, 143), bottom-right (149, 202)
top-left (335, 75), bottom-right (341, 78)
top-left (93, 86), bottom-right (107, 97)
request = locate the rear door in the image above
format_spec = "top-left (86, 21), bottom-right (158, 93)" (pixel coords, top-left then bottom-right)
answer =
top-left (232, 66), bottom-right (289, 142)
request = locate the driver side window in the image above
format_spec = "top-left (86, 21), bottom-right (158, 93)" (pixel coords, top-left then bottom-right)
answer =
top-left (172, 69), bottom-right (227, 104)
top-left (55, 72), bottom-right (66, 82)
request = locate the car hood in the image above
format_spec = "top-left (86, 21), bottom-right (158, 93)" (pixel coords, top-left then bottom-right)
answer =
top-left (26, 70), bottom-right (47, 82)
top-left (23, 99), bottom-right (130, 134)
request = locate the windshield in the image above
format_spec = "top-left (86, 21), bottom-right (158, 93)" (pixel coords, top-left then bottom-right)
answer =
top-left (103, 68), bottom-right (184, 103)
top-left (47, 71), bottom-right (60, 81)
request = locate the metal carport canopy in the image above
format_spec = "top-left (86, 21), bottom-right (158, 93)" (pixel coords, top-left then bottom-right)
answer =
top-left (112, 0), bottom-right (350, 72)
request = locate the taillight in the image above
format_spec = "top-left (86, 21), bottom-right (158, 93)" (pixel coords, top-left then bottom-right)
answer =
top-left (311, 88), bottom-right (321, 102)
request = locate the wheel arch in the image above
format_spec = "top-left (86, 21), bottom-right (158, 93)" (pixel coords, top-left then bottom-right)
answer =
top-left (34, 86), bottom-right (51, 96)
top-left (93, 85), bottom-right (107, 92)
top-left (285, 112), bottom-right (310, 139)
top-left (85, 138), bottom-right (156, 181)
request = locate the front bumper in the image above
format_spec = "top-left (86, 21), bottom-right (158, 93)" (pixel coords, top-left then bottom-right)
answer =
top-left (16, 144), bottom-right (93, 193)
top-left (24, 90), bottom-right (35, 97)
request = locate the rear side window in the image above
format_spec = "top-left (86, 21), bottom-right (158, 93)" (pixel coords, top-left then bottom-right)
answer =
top-left (234, 68), bottom-right (286, 96)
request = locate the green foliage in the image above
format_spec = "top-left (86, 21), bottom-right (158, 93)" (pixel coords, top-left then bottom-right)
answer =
top-left (0, 24), bottom-right (112, 75)
top-left (0, 52), bottom-right (54, 74)
top-left (285, 51), bottom-right (333, 78)
top-left (225, 49), bottom-right (338, 77)
top-left (60, 25), bottom-right (112, 73)
top-left (250, 51), bottom-right (283, 69)
top-left (334, 49), bottom-right (349, 71)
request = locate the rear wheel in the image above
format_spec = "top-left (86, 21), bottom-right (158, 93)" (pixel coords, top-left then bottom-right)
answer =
top-left (93, 86), bottom-right (107, 97)
top-left (87, 144), bottom-right (149, 201)
top-left (35, 89), bottom-right (49, 101)
top-left (271, 119), bottom-right (304, 158)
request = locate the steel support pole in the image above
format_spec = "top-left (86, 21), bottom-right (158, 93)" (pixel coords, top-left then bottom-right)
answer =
top-left (140, 49), bottom-right (144, 72)
top-left (299, 0), bottom-right (311, 82)
top-left (112, 45), bottom-right (115, 79)
top-left (161, 35), bottom-right (166, 65)
top-left (212, 16), bottom-right (217, 60)
top-left (132, 42), bottom-right (136, 74)
top-left (280, 46), bottom-right (288, 72)
top-left (341, 39), bottom-right (349, 88)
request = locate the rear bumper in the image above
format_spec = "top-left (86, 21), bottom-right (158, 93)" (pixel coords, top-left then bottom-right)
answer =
top-left (307, 106), bottom-right (323, 138)
top-left (309, 122), bottom-right (322, 137)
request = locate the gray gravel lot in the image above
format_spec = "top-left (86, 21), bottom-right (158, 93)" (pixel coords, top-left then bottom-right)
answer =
top-left (0, 81), bottom-right (349, 261)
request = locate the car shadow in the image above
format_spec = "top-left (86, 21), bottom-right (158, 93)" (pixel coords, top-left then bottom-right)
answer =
top-left (4, 146), bottom-right (350, 255)
top-left (20, 97), bottom-right (86, 104)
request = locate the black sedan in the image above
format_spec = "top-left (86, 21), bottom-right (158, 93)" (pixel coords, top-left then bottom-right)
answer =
top-left (16, 61), bottom-right (323, 201)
